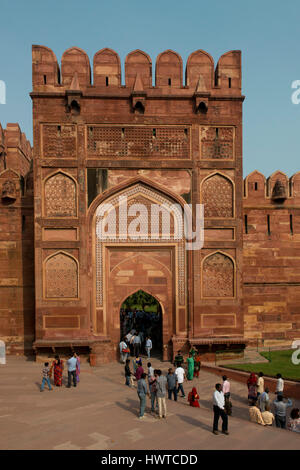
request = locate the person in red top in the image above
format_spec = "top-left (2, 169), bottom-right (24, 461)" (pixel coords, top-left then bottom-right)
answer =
top-left (247, 372), bottom-right (258, 403)
top-left (188, 387), bottom-right (200, 407)
top-left (135, 361), bottom-right (144, 381)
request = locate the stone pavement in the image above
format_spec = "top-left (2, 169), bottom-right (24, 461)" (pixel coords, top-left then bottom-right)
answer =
top-left (0, 356), bottom-right (299, 450)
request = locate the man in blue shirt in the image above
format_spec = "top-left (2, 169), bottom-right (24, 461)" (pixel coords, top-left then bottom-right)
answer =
top-left (67, 353), bottom-right (78, 388)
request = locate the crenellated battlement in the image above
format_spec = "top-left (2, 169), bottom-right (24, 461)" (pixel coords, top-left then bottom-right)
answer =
top-left (0, 123), bottom-right (32, 176)
top-left (244, 170), bottom-right (300, 201)
top-left (32, 45), bottom-right (242, 94)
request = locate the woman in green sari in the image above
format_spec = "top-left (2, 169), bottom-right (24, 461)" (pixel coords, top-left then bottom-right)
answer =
top-left (187, 353), bottom-right (194, 381)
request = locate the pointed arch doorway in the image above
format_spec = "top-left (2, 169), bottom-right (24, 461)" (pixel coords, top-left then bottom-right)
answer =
top-left (120, 289), bottom-right (163, 358)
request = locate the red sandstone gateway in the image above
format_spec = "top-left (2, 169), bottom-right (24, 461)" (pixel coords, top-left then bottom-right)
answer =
top-left (0, 46), bottom-right (298, 364)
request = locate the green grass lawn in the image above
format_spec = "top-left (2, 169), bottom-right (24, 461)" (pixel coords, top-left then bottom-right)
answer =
top-left (223, 349), bottom-right (300, 381)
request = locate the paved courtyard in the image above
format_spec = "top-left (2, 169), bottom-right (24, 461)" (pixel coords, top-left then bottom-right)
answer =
top-left (0, 356), bottom-right (299, 450)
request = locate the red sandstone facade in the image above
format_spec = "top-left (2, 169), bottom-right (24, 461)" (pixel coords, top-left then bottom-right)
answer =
top-left (0, 45), bottom-right (299, 362)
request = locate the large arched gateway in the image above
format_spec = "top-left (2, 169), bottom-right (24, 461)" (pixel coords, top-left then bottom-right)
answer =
top-left (89, 179), bottom-right (189, 361)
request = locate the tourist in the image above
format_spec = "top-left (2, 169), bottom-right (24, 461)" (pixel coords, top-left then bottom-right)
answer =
top-left (257, 372), bottom-right (264, 398)
top-left (247, 372), bottom-right (258, 403)
top-left (50, 355), bottom-right (64, 387)
top-left (133, 333), bottom-right (141, 357)
top-left (174, 350), bottom-right (184, 367)
top-left (156, 370), bottom-right (167, 419)
top-left (188, 387), bottom-right (200, 408)
top-left (135, 360), bottom-right (144, 381)
top-left (194, 351), bottom-right (201, 378)
top-left (189, 345), bottom-right (197, 359)
top-left (262, 404), bottom-right (275, 426)
top-left (66, 352), bottom-right (78, 388)
top-left (125, 358), bottom-right (133, 387)
top-left (187, 352), bottom-right (194, 381)
top-left (133, 355), bottom-right (142, 372)
top-left (119, 337), bottom-right (129, 364)
top-left (147, 362), bottom-right (154, 380)
top-left (212, 383), bottom-right (229, 435)
top-left (273, 395), bottom-right (293, 429)
top-left (249, 399), bottom-right (265, 425)
top-left (149, 369), bottom-right (158, 413)
top-left (222, 375), bottom-right (232, 416)
top-left (137, 372), bottom-right (148, 419)
top-left (40, 362), bottom-right (52, 392)
top-left (126, 331), bottom-right (133, 356)
top-left (275, 373), bottom-right (284, 397)
top-left (76, 354), bottom-right (80, 383)
top-left (287, 408), bottom-right (300, 433)
top-left (166, 368), bottom-right (178, 401)
top-left (145, 337), bottom-right (152, 358)
top-left (259, 387), bottom-right (270, 412)
top-left (175, 362), bottom-right (186, 398)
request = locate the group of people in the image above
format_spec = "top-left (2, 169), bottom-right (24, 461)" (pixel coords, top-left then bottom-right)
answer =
top-left (119, 333), bottom-right (153, 362)
top-left (121, 347), bottom-right (299, 436)
top-left (124, 356), bottom-right (202, 419)
top-left (40, 353), bottom-right (80, 391)
top-left (120, 308), bottom-right (161, 350)
top-left (247, 371), bottom-right (300, 432)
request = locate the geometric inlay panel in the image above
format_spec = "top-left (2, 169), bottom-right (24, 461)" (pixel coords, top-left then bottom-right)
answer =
top-left (87, 126), bottom-right (190, 159)
top-left (44, 172), bottom-right (77, 217)
top-left (44, 252), bottom-right (78, 298)
top-left (202, 252), bottom-right (234, 297)
top-left (201, 127), bottom-right (234, 159)
top-left (202, 174), bottom-right (233, 218)
top-left (42, 124), bottom-right (77, 158)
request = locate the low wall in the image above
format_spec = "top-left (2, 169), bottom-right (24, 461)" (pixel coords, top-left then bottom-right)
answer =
top-left (202, 364), bottom-right (300, 400)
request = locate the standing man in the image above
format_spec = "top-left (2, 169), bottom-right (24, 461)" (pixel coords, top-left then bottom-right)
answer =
top-left (137, 372), bottom-right (148, 419)
top-left (66, 352), bottom-right (78, 388)
top-left (167, 368), bottom-right (178, 401)
top-left (174, 350), bottom-right (184, 367)
top-left (133, 333), bottom-right (141, 358)
top-left (273, 395), bottom-right (293, 429)
top-left (145, 337), bottom-right (152, 359)
top-left (257, 372), bottom-right (264, 399)
top-left (156, 370), bottom-right (167, 419)
top-left (212, 383), bottom-right (229, 435)
top-left (222, 375), bottom-right (232, 415)
top-left (175, 362), bottom-right (186, 398)
top-left (119, 337), bottom-right (129, 364)
top-left (259, 387), bottom-right (270, 412)
top-left (275, 373), bottom-right (284, 397)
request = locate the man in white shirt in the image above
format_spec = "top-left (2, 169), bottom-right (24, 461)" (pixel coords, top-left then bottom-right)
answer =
top-left (213, 383), bottom-right (229, 435)
top-left (175, 363), bottom-right (186, 398)
top-left (133, 333), bottom-right (141, 357)
top-left (275, 373), bottom-right (284, 397)
top-left (119, 338), bottom-right (128, 364)
top-left (145, 337), bottom-right (152, 358)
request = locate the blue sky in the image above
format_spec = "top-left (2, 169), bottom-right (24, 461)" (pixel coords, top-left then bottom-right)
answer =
top-left (0, 0), bottom-right (299, 177)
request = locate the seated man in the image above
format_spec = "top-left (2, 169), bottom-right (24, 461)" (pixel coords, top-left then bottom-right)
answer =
top-left (262, 404), bottom-right (275, 426)
top-left (249, 399), bottom-right (266, 425)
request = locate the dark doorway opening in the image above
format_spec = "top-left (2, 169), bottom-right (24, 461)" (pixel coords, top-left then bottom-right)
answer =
top-left (120, 290), bottom-right (162, 358)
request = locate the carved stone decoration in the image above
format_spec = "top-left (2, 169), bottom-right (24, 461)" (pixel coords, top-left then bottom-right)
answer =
top-left (95, 183), bottom-right (186, 307)
top-left (272, 179), bottom-right (287, 201)
top-left (44, 173), bottom-right (77, 217)
top-left (1, 180), bottom-right (16, 201)
top-left (45, 252), bottom-right (78, 298)
top-left (202, 174), bottom-right (233, 218)
top-left (201, 127), bottom-right (234, 159)
top-left (202, 252), bottom-right (234, 297)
